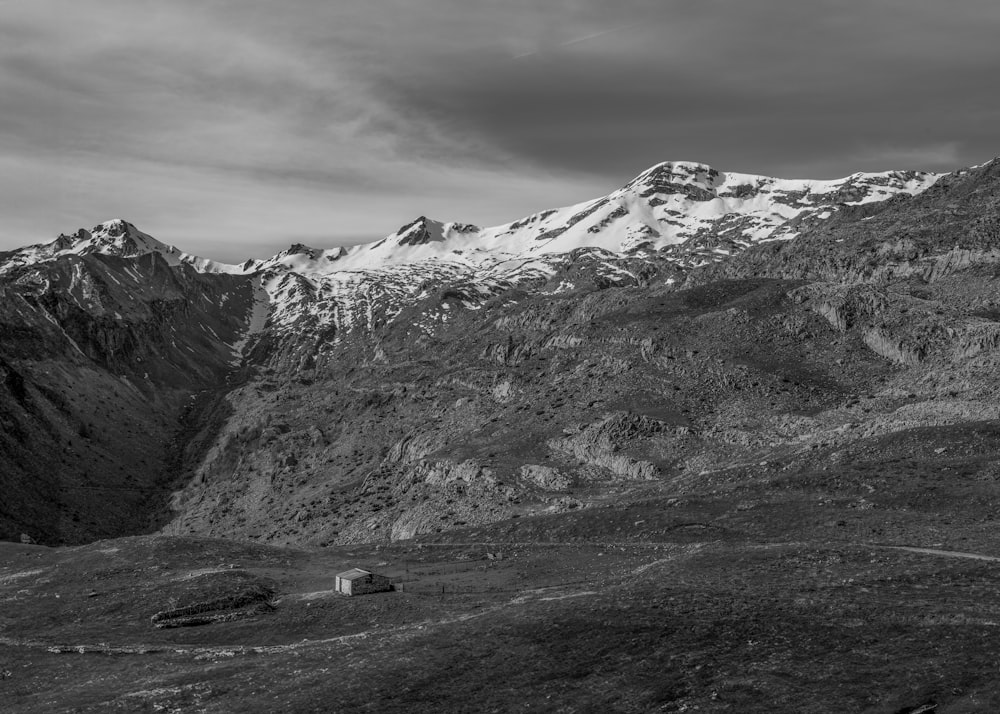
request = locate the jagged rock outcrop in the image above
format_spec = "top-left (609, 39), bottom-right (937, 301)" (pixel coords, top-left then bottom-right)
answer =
top-left (548, 413), bottom-right (665, 481)
top-left (519, 465), bottom-right (573, 492)
top-left (863, 328), bottom-right (925, 366)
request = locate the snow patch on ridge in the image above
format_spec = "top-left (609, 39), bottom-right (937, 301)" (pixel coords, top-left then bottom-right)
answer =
top-left (229, 276), bottom-right (271, 364)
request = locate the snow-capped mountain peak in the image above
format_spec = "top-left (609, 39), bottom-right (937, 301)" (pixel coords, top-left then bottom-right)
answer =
top-left (392, 216), bottom-right (446, 247)
top-left (382, 217), bottom-right (480, 248)
top-left (53, 219), bottom-right (174, 259)
top-left (0, 219), bottom-right (169, 267)
top-left (0, 219), bottom-right (240, 276)
top-left (625, 160), bottom-right (724, 195)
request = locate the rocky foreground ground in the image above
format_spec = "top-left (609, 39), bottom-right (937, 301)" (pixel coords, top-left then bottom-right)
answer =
top-left (5, 482), bottom-right (1000, 712)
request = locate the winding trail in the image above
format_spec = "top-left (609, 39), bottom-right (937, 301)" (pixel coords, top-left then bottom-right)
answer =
top-left (876, 545), bottom-right (1000, 563)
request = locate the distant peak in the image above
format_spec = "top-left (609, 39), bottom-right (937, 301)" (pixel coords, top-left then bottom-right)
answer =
top-left (635, 160), bottom-right (721, 181)
top-left (398, 215), bottom-right (436, 231)
top-left (93, 219), bottom-right (138, 238)
top-left (43, 218), bottom-right (181, 263)
top-left (50, 220), bottom-right (141, 251)
top-left (626, 161), bottom-right (724, 198)
top-left (394, 215), bottom-right (447, 247)
top-left (645, 160), bottom-right (717, 175)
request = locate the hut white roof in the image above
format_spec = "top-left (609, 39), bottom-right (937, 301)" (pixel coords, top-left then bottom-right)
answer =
top-left (336, 568), bottom-right (372, 581)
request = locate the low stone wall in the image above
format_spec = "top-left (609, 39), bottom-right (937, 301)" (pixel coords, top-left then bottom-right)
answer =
top-left (151, 584), bottom-right (275, 628)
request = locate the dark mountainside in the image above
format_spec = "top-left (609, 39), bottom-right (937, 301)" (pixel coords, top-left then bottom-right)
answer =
top-left (5, 161), bottom-right (1000, 712)
top-left (0, 253), bottom-right (254, 543)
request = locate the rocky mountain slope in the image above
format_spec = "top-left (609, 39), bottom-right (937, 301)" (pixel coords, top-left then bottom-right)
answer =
top-left (693, 159), bottom-right (1000, 284)
top-left (5, 159), bottom-right (1000, 548)
top-left (0, 248), bottom-right (254, 543)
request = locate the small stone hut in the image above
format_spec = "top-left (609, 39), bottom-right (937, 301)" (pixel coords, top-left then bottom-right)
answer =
top-left (335, 568), bottom-right (393, 596)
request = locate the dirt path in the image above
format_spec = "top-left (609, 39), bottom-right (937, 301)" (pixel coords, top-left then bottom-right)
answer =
top-left (877, 545), bottom-right (1000, 562)
top-left (407, 539), bottom-right (716, 550)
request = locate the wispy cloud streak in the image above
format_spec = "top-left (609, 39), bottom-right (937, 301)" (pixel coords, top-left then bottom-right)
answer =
top-left (512, 23), bottom-right (640, 59)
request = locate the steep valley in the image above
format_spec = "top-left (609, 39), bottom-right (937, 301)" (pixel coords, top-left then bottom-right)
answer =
top-left (0, 251), bottom-right (254, 543)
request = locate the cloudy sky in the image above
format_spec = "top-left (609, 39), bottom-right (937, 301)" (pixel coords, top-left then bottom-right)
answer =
top-left (1, 1), bottom-right (998, 261)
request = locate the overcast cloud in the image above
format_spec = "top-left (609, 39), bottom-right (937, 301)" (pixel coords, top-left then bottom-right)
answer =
top-left (1, 0), bottom-right (998, 261)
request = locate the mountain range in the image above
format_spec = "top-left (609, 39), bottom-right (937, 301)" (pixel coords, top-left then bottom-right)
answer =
top-left (0, 161), bottom-right (941, 354)
top-left (1, 157), bottom-right (998, 547)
